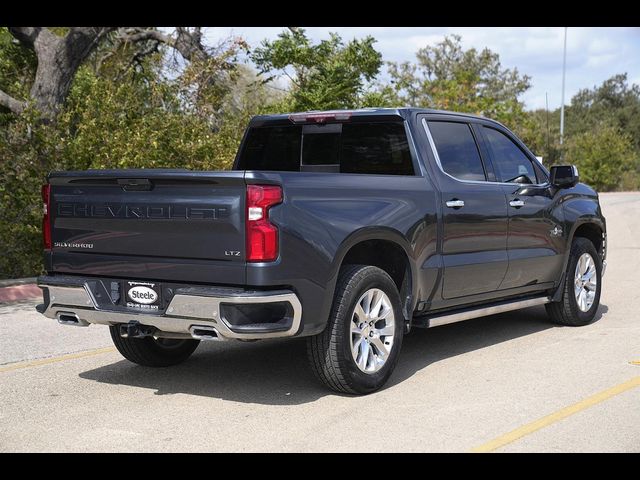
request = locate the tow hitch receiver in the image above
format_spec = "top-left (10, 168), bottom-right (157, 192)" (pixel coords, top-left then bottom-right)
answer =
top-left (119, 321), bottom-right (156, 339)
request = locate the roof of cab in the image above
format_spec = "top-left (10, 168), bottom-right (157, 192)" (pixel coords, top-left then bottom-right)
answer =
top-left (248, 107), bottom-right (497, 126)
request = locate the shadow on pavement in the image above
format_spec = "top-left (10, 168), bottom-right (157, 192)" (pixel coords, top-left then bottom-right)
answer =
top-left (79, 303), bottom-right (608, 405)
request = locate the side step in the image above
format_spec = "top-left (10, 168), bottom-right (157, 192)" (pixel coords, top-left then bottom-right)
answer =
top-left (420, 296), bottom-right (551, 328)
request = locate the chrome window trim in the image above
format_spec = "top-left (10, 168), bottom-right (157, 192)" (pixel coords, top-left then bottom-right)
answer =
top-left (421, 118), bottom-right (550, 189)
top-left (404, 119), bottom-right (427, 177)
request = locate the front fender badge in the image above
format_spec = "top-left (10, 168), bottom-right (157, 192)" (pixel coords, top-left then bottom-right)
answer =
top-left (550, 225), bottom-right (563, 237)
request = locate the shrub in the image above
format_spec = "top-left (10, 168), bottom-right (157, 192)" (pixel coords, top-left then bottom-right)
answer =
top-left (564, 125), bottom-right (639, 192)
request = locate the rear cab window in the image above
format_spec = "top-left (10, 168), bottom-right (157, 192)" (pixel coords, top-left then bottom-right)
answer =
top-left (238, 125), bottom-right (302, 172)
top-left (236, 120), bottom-right (415, 176)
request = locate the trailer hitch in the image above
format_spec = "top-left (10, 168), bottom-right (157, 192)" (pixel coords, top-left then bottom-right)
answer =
top-left (119, 321), bottom-right (156, 339)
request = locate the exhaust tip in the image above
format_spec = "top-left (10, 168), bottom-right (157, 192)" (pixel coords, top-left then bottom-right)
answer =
top-left (189, 325), bottom-right (223, 341)
top-left (56, 312), bottom-right (89, 327)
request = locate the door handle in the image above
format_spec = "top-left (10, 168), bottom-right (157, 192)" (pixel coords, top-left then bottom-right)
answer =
top-left (509, 199), bottom-right (525, 208)
top-left (446, 199), bottom-right (465, 208)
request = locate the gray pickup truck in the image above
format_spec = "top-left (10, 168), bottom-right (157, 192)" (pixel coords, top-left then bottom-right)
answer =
top-left (36, 108), bottom-right (607, 394)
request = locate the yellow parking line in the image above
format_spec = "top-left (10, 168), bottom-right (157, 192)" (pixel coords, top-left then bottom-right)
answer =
top-left (0, 347), bottom-right (116, 373)
top-left (471, 376), bottom-right (640, 453)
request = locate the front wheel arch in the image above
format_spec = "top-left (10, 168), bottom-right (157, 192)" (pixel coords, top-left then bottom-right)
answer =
top-left (557, 219), bottom-right (605, 285)
top-left (547, 236), bottom-right (603, 326)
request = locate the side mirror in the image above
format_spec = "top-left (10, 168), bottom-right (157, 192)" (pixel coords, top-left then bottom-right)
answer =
top-left (550, 164), bottom-right (579, 188)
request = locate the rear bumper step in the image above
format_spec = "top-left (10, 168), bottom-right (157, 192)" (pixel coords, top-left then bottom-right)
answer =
top-left (36, 276), bottom-right (302, 341)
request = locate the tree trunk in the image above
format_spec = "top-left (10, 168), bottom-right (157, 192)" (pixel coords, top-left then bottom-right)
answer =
top-left (6, 27), bottom-right (115, 122)
top-left (3, 27), bottom-right (208, 122)
top-left (28, 31), bottom-right (67, 120)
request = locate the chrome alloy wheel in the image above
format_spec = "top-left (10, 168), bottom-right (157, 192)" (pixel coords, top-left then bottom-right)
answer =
top-left (574, 253), bottom-right (597, 312)
top-left (350, 288), bottom-right (396, 373)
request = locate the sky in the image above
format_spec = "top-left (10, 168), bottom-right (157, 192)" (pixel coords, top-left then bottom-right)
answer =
top-left (198, 26), bottom-right (640, 111)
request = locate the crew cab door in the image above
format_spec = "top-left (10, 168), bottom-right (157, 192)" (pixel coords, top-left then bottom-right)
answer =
top-left (478, 125), bottom-right (565, 288)
top-left (421, 118), bottom-right (509, 300)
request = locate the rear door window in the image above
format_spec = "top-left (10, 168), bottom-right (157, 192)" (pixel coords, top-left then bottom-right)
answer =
top-left (427, 121), bottom-right (487, 181)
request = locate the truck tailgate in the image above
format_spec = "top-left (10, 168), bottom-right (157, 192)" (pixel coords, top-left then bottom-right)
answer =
top-left (48, 170), bottom-right (247, 284)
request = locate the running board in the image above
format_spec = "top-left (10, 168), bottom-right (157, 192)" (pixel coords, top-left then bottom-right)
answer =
top-left (423, 296), bottom-right (551, 328)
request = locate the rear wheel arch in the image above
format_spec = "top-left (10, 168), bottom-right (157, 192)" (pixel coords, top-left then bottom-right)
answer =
top-left (330, 229), bottom-right (417, 326)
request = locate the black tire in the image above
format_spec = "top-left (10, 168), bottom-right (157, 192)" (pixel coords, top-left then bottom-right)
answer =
top-left (109, 326), bottom-right (200, 367)
top-left (546, 237), bottom-right (602, 326)
top-left (307, 265), bottom-right (404, 395)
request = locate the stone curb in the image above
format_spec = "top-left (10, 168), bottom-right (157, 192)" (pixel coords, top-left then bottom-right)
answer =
top-left (0, 283), bottom-right (42, 303)
top-left (0, 277), bottom-right (38, 288)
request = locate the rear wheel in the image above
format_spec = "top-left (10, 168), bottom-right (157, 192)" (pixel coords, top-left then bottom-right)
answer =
top-left (307, 265), bottom-right (404, 394)
top-left (546, 237), bottom-right (602, 326)
top-left (109, 327), bottom-right (200, 367)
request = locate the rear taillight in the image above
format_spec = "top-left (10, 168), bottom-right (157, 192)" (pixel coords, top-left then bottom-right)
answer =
top-left (246, 185), bottom-right (282, 262)
top-left (41, 184), bottom-right (51, 250)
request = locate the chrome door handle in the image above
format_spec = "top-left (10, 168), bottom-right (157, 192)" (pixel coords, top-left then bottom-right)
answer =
top-left (509, 199), bottom-right (525, 208)
top-left (446, 199), bottom-right (465, 208)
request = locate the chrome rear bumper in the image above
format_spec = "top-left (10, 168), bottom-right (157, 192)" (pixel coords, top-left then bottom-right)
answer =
top-left (37, 277), bottom-right (302, 341)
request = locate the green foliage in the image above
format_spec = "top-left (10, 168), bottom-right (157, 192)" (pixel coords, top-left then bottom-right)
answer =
top-left (0, 40), bottom-right (276, 279)
top-left (386, 35), bottom-right (531, 127)
top-left (521, 74), bottom-right (640, 186)
top-left (564, 125), bottom-right (638, 191)
top-left (56, 63), bottom-right (234, 171)
top-left (0, 28), bottom-right (36, 124)
top-left (566, 74), bottom-right (640, 152)
top-left (0, 108), bottom-right (50, 278)
top-left (251, 28), bottom-right (383, 111)
top-left (515, 108), bottom-right (562, 165)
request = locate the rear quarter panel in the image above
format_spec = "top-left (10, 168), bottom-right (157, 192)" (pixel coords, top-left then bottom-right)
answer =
top-left (245, 171), bottom-right (437, 335)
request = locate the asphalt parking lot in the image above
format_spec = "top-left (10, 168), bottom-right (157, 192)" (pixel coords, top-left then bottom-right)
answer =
top-left (1, 192), bottom-right (638, 452)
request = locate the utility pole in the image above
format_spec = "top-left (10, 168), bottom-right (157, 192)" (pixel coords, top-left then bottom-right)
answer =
top-left (560, 27), bottom-right (567, 146)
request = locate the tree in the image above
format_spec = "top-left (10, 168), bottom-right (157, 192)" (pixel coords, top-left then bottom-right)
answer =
top-left (0, 28), bottom-right (271, 279)
top-left (0, 27), bottom-right (241, 124)
top-left (566, 73), bottom-right (640, 152)
top-left (251, 27), bottom-right (383, 111)
top-left (564, 124), bottom-right (638, 191)
top-left (517, 108), bottom-right (562, 165)
top-left (386, 35), bottom-right (531, 127)
top-left (0, 27), bottom-right (116, 121)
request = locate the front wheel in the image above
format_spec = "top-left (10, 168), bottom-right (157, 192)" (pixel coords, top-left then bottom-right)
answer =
top-left (546, 237), bottom-right (602, 326)
top-left (307, 265), bottom-right (404, 394)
